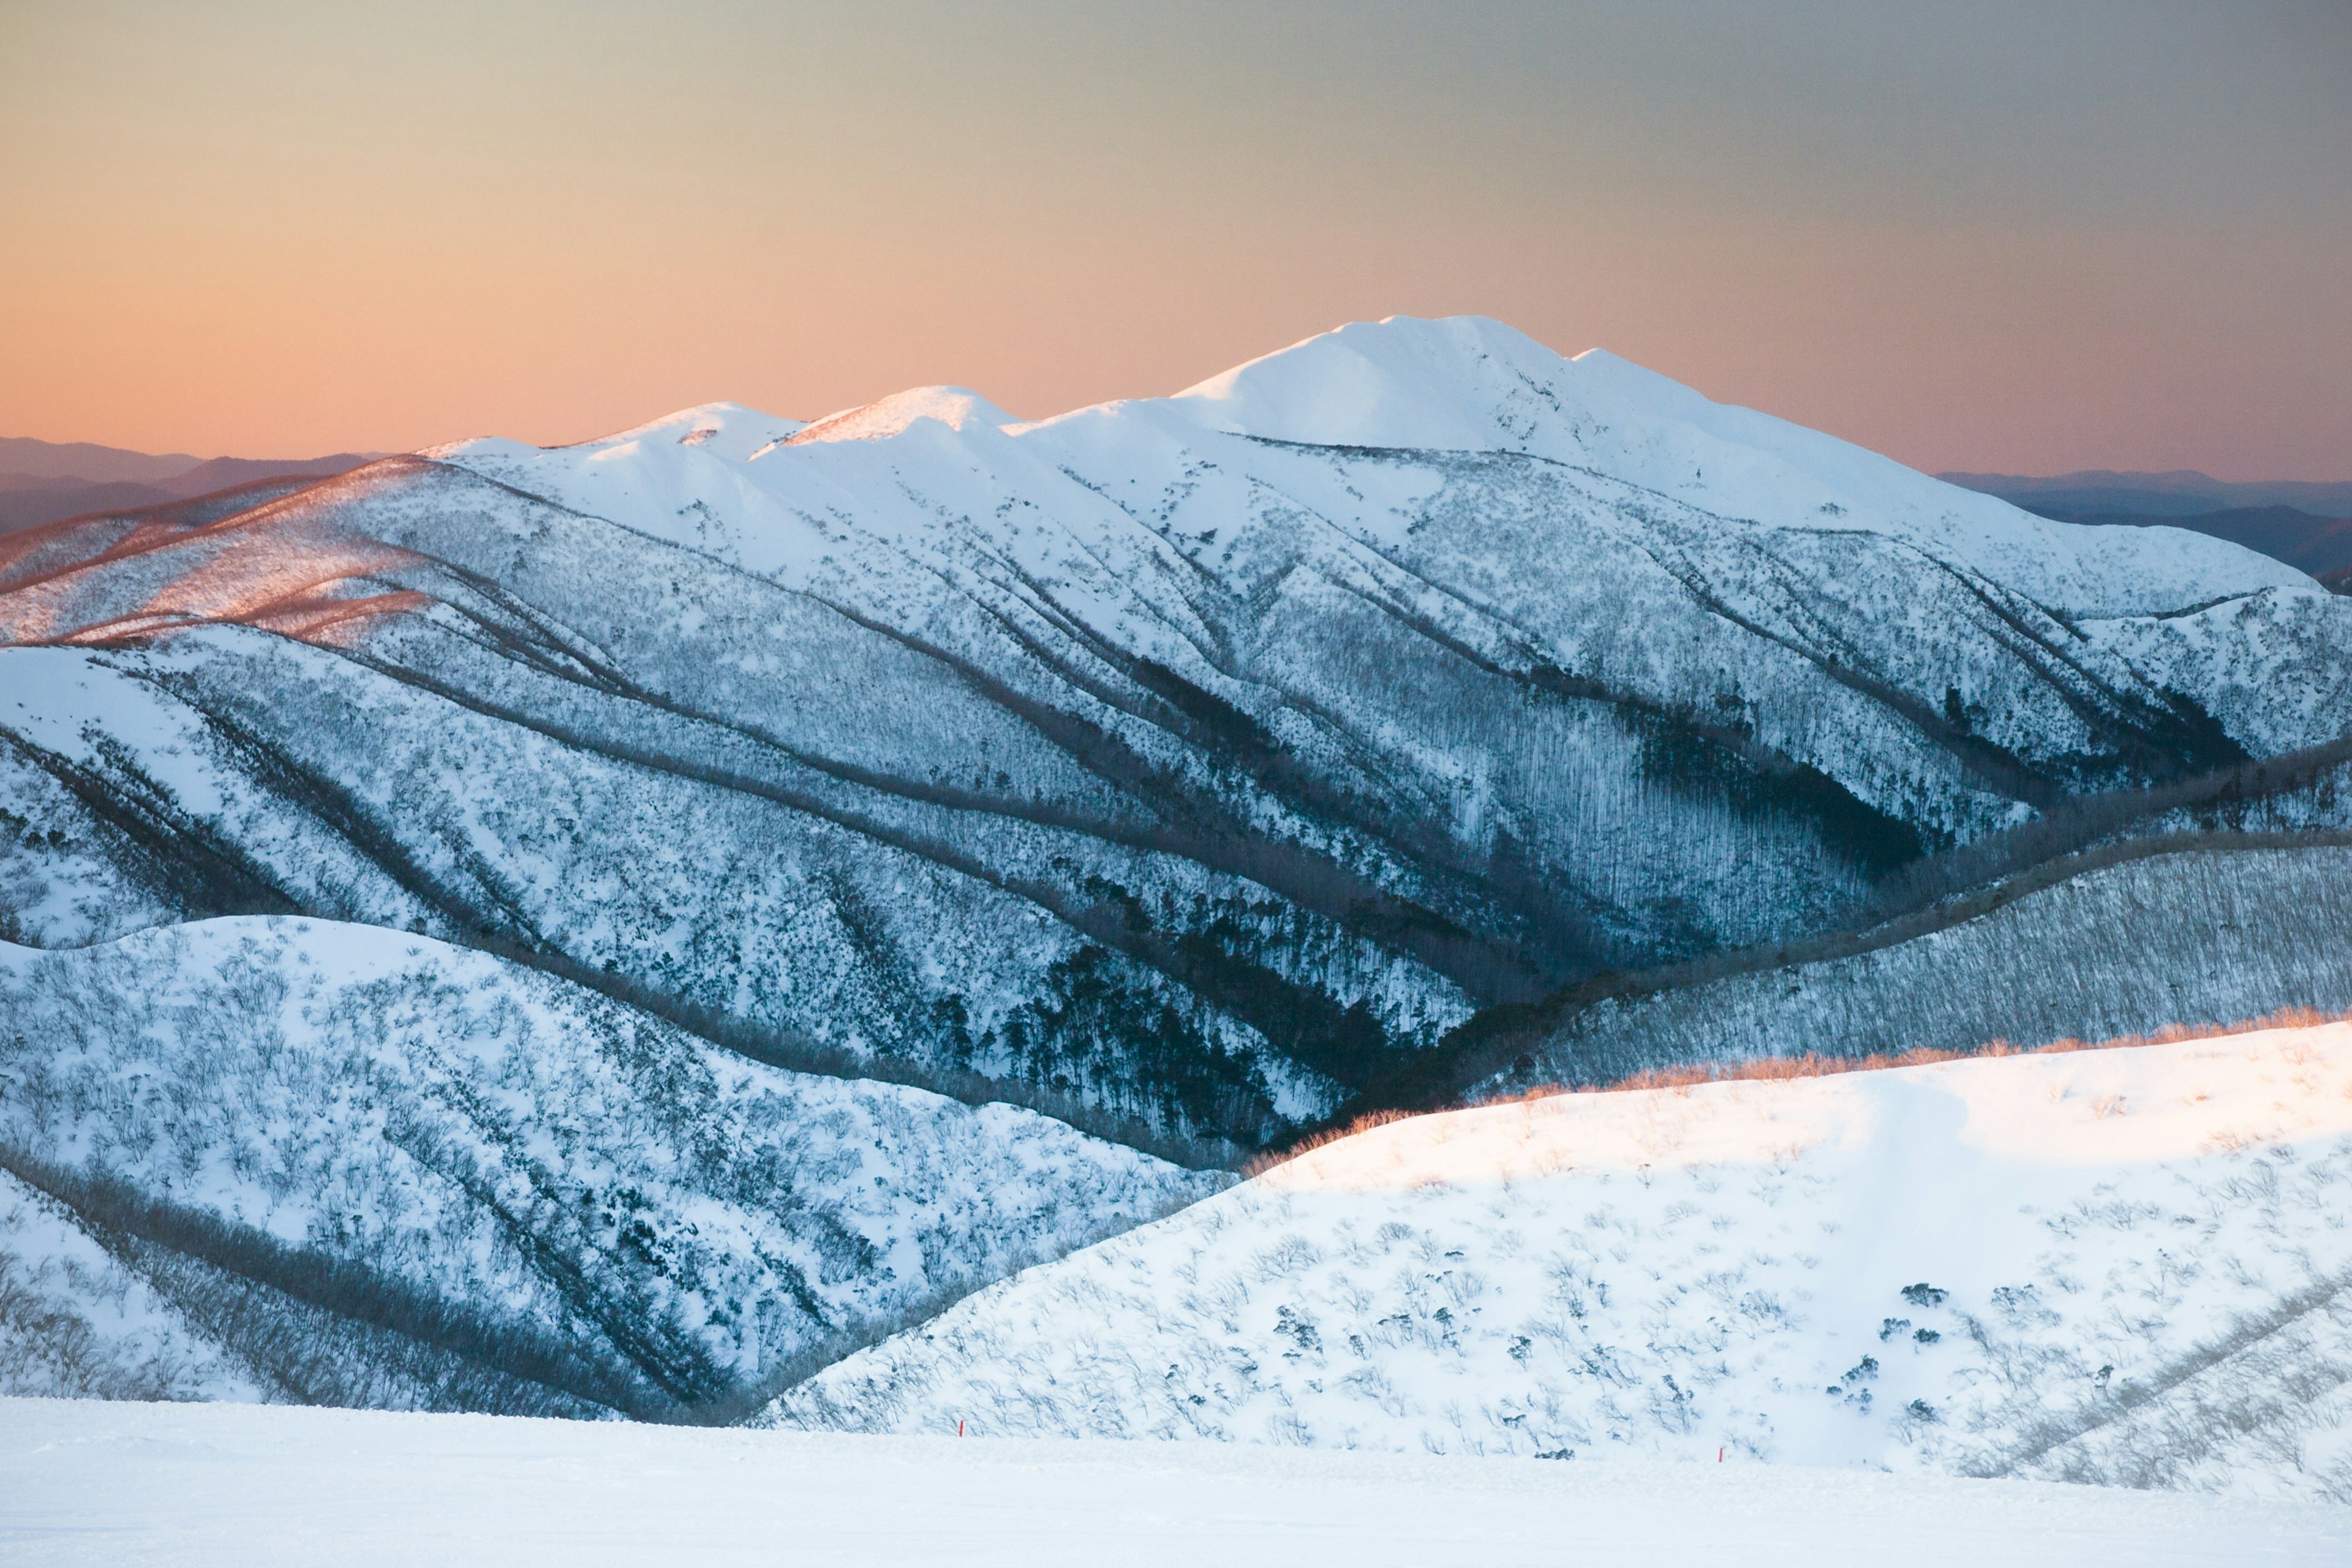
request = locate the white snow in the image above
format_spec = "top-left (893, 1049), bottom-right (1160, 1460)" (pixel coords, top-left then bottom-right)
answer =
top-left (404, 311), bottom-right (2352, 813)
top-left (5, 315), bottom-right (2352, 1540)
top-left (0, 1174), bottom-right (259, 1403)
top-left (3, 1396), bottom-right (2346, 1567)
top-left (1155, 317), bottom-right (2308, 606)
top-left (420, 313), bottom-right (2318, 623)
top-left (775, 1023), bottom-right (2352, 1499)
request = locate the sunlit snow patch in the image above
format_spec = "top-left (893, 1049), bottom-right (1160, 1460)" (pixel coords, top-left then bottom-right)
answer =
top-left (773, 1023), bottom-right (2352, 1500)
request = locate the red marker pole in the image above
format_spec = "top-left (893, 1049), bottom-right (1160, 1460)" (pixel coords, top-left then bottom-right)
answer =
top-left (958, 1420), bottom-right (965, 1437)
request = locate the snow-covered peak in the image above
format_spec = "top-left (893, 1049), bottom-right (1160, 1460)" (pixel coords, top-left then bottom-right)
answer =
top-left (1151, 315), bottom-right (2307, 604)
top-left (778, 386), bottom-right (1016, 449)
top-left (407, 321), bottom-right (2316, 615)
top-left (429, 401), bottom-right (804, 468)
top-left (1163, 315), bottom-right (1576, 454)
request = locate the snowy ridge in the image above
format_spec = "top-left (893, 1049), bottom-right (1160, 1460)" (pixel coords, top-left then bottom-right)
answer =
top-left (771, 1023), bottom-right (2352, 1499)
top-left (1063, 316), bottom-right (2304, 609)
top-left (430, 315), bottom-right (2313, 615)
top-left (783, 386), bottom-right (1015, 445)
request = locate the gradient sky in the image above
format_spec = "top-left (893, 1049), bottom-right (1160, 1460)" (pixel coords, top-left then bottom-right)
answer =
top-left (2, 1), bottom-right (2346, 477)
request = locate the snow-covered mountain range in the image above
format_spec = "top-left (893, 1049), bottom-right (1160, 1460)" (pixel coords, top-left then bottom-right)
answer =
top-left (7, 316), bottom-right (2351, 1148)
top-left (6, 317), bottom-right (2352, 1479)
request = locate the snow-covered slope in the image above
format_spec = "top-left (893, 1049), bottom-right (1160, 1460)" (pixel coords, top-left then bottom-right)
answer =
top-left (770, 1023), bottom-right (2352, 1501)
top-left (1476, 841), bottom-right (2352, 1093)
top-left (6, 315), bottom-right (2348, 1146)
top-left (11, 1398), bottom-right (2350, 1568)
top-left (0, 1169), bottom-right (260, 1403)
top-left (0, 917), bottom-right (1220, 1417)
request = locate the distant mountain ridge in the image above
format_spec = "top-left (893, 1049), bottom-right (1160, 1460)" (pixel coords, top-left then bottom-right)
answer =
top-left (0, 440), bottom-right (386, 536)
top-left (1939, 472), bottom-right (2352, 591)
top-left (0, 435), bottom-right (205, 486)
top-left (1941, 469), bottom-right (2352, 516)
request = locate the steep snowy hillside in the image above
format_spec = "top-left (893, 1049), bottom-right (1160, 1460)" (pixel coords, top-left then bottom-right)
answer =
top-left (769, 1025), bottom-right (2352, 1501)
top-left (1457, 840), bottom-right (2352, 1096)
top-left (5, 317), bottom-right (2351, 1145)
top-left (0, 918), bottom-right (1221, 1417)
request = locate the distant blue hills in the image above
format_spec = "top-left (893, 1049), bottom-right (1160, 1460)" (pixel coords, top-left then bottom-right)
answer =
top-left (1941, 470), bottom-right (2352, 589)
top-left (0, 435), bottom-right (383, 535)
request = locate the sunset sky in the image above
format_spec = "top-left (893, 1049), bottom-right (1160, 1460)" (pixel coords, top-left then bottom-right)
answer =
top-left (2, 1), bottom-right (2346, 477)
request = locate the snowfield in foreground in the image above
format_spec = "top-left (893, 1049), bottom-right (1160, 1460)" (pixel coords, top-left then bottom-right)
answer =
top-left (2, 1397), bottom-right (2346, 1567)
top-left (772, 1025), bottom-right (2352, 1499)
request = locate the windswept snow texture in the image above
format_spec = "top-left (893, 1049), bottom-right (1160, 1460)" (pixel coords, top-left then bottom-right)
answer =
top-left (6, 317), bottom-right (2351, 1143)
top-left (0, 918), bottom-right (1221, 1417)
top-left (772, 1025), bottom-right (2352, 1501)
top-left (10, 1400), bottom-right (2350, 1568)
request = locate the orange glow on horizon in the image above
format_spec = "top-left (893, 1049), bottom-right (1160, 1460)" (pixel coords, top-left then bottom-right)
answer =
top-left (2, 4), bottom-right (2345, 480)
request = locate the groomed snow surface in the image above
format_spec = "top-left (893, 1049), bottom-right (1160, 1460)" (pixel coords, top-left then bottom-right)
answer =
top-left (4, 1396), bottom-right (2348, 1567)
